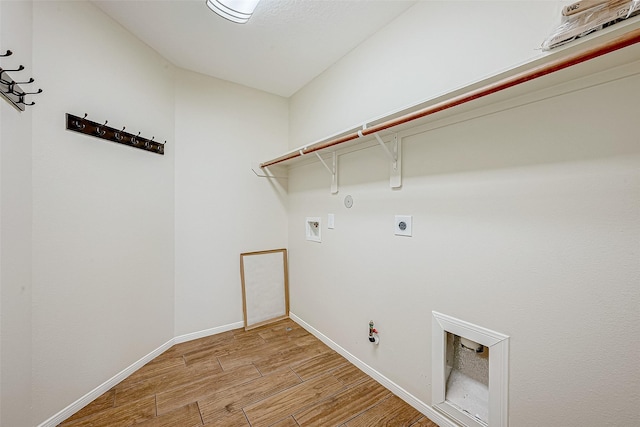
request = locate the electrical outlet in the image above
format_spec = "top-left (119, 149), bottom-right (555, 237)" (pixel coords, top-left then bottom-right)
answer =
top-left (395, 215), bottom-right (412, 236)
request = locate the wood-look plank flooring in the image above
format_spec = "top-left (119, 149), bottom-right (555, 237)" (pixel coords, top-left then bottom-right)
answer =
top-left (59, 318), bottom-right (439, 427)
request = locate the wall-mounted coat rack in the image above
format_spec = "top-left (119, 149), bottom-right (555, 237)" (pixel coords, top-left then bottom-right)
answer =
top-left (0, 50), bottom-right (43, 112)
top-left (66, 113), bottom-right (165, 155)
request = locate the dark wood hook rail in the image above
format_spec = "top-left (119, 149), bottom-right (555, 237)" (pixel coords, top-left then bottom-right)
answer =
top-left (66, 113), bottom-right (165, 155)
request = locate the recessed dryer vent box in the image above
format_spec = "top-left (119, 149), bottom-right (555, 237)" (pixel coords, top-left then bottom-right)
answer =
top-left (305, 217), bottom-right (321, 242)
top-left (432, 311), bottom-right (510, 427)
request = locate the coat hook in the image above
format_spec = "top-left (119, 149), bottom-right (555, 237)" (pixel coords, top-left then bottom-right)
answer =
top-left (72, 114), bottom-right (86, 129)
top-left (0, 66), bottom-right (24, 83)
top-left (113, 126), bottom-right (126, 141)
top-left (19, 88), bottom-right (42, 96)
top-left (115, 125), bottom-right (125, 141)
top-left (0, 50), bottom-right (12, 57)
top-left (18, 98), bottom-right (35, 106)
top-left (131, 131), bottom-right (141, 145)
top-left (96, 120), bottom-right (108, 136)
top-left (95, 120), bottom-right (108, 136)
top-left (13, 77), bottom-right (34, 85)
top-left (0, 65), bottom-right (24, 80)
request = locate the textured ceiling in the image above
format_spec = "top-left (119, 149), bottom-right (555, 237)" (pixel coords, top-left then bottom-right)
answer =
top-left (92, 0), bottom-right (416, 97)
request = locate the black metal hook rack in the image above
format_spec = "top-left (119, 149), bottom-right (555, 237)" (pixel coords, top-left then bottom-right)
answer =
top-left (0, 50), bottom-right (43, 111)
top-left (65, 113), bottom-right (166, 155)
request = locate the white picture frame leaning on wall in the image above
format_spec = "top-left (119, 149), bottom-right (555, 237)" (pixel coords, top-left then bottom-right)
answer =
top-left (240, 248), bottom-right (289, 331)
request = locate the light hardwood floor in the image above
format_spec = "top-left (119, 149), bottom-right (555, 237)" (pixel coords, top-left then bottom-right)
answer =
top-left (59, 318), bottom-right (439, 427)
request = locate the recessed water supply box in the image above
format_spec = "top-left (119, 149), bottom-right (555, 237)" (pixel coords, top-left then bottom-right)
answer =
top-left (305, 217), bottom-right (321, 242)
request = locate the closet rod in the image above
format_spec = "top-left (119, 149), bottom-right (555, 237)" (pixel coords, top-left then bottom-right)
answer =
top-left (261, 28), bottom-right (640, 168)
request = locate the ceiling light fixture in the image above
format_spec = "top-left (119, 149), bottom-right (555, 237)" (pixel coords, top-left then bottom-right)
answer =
top-left (206, 0), bottom-right (261, 24)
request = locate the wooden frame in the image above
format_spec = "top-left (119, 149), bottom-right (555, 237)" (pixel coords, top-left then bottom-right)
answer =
top-left (240, 248), bottom-right (289, 331)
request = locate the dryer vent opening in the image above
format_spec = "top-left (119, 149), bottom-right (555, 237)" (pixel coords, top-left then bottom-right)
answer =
top-left (432, 312), bottom-right (509, 427)
top-left (445, 333), bottom-right (490, 424)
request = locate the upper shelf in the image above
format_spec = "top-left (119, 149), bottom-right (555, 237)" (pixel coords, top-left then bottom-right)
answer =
top-left (259, 20), bottom-right (640, 171)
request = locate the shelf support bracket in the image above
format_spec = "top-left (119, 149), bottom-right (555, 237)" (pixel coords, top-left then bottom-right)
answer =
top-left (252, 162), bottom-right (288, 179)
top-left (315, 152), bottom-right (338, 194)
top-left (373, 133), bottom-right (401, 189)
top-left (374, 132), bottom-right (396, 165)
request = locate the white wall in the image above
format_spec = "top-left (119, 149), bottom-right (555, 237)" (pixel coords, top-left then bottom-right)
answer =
top-left (287, 2), bottom-right (640, 426)
top-left (30, 2), bottom-right (175, 424)
top-left (0, 1), bottom-right (34, 425)
top-left (174, 69), bottom-right (288, 336)
top-left (289, 68), bottom-right (640, 427)
top-left (3, 0), bottom-right (636, 425)
top-left (289, 1), bottom-right (564, 148)
top-left (1, 1), bottom-right (290, 424)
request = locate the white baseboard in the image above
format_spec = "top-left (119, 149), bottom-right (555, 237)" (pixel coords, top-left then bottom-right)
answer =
top-left (174, 321), bottom-right (244, 344)
top-left (36, 338), bottom-right (174, 427)
top-left (40, 317), bottom-right (454, 427)
top-left (37, 320), bottom-right (244, 427)
top-left (289, 312), bottom-right (456, 427)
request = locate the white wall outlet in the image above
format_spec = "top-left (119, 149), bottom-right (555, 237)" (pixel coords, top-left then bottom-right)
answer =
top-left (395, 215), bottom-right (412, 236)
top-left (306, 217), bottom-right (321, 242)
top-left (328, 213), bottom-right (335, 229)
